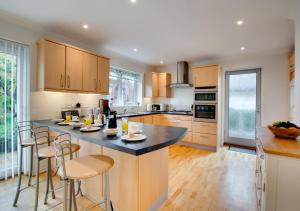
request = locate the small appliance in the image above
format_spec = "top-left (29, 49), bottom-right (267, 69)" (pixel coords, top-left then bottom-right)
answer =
top-left (151, 104), bottom-right (167, 111)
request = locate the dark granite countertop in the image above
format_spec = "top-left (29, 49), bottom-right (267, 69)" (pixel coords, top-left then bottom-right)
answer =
top-left (33, 120), bottom-right (187, 156)
top-left (116, 111), bottom-right (193, 118)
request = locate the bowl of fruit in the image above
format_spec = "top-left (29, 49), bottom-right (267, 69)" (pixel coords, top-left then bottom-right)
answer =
top-left (268, 121), bottom-right (300, 139)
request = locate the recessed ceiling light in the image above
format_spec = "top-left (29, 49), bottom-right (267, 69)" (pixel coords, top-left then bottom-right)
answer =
top-left (133, 48), bottom-right (138, 52)
top-left (83, 24), bottom-right (89, 29)
top-left (130, 0), bottom-right (136, 3)
top-left (236, 20), bottom-right (244, 26)
top-left (160, 60), bottom-right (164, 64)
top-left (240, 46), bottom-right (245, 51)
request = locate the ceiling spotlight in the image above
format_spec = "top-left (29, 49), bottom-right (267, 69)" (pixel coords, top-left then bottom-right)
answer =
top-left (240, 46), bottom-right (245, 51)
top-left (130, 0), bottom-right (137, 3)
top-left (83, 24), bottom-right (89, 29)
top-left (160, 60), bottom-right (164, 64)
top-left (237, 20), bottom-right (243, 26)
top-left (133, 48), bottom-right (138, 52)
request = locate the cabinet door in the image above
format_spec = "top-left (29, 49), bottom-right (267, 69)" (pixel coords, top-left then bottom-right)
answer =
top-left (192, 133), bottom-right (217, 146)
top-left (143, 115), bottom-right (153, 124)
top-left (97, 57), bottom-right (110, 94)
top-left (158, 73), bottom-right (171, 97)
top-left (66, 47), bottom-right (83, 91)
top-left (192, 122), bottom-right (217, 135)
top-left (129, 116), bottom-right (142, 122)
top-left (43, 41), bottom-right (66, 90)
top-left (82, 52), bottom-right (98, 92)
top-left (193, 65), bottom-right (219, 87)
top-left (152, 72), bottom-right (159, 97)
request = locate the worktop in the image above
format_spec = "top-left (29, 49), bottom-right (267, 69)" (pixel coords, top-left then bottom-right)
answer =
top-left (257, 127), bottom-right (300, 159)
top-left (33, 119), bottom-right (187, 156)
top-left (116, 111), bottom-right (193, 118)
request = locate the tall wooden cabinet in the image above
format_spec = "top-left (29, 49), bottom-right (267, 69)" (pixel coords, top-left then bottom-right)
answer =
top-left (37, 38), bottom-right (110, 94)
top-left (192, 64), bottom-right (220, 87)
top-left (151, 72), bottom-right (171, 97)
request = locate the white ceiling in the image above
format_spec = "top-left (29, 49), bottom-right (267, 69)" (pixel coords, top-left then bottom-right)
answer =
top-left (0, 0), bottom-right (295, 65)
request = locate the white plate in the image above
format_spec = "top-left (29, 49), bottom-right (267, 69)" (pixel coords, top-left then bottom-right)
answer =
top-left (71, 119), bottom-right (80, 122)
top-left (121, 134), bottom-right (146, 142)
top-left (92, 123), bottom-right (103, 127)
top-left (69, 122), bottom-right (84, 128)
top-left (80, 127), bottom-right (101, 132)
top-left (52, 119), bottom-right (64, 123)
top-left (58, 122), bottom-right (69, 126)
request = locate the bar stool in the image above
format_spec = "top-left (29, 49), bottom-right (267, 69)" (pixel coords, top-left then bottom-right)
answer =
top-left (13, 121), bottom-right (54, 207)
top-left (54, 133), bottom-right (114, 211)
top-left (34, 134), bottom-right (81, 211)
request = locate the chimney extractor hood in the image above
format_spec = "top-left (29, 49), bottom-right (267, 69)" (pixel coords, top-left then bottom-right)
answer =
top-left (170, 61), bottom-right (193, 88)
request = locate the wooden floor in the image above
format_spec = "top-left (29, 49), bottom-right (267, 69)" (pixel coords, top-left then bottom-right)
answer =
top-left (0, 145), bottom-right (256, 211)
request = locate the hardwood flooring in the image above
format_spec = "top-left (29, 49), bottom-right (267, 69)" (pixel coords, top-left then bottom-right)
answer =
top-left (0, 145), bottom-right (256, 211)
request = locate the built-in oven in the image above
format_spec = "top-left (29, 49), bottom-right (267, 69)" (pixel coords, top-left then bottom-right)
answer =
top-left (193, 88), bottom-right (217, 122)
top-left (194, 88), bottom-right (217, 103)
top-left (193, 103), bottom-right (217, 122)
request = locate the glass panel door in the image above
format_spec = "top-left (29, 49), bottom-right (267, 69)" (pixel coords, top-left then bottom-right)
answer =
top-left (225, 69), bottom-right (261, 147)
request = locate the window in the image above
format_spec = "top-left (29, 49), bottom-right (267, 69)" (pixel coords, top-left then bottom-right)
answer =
top-left (109, 66), bottom-right (142, 107)
top-left (0, 38), bottom-right (30, 179)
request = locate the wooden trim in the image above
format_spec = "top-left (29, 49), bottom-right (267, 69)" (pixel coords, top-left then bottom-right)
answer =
top-left (38, 38), bottom-right (110, 60)
top-left (192, 64), bottom-right (220, 69)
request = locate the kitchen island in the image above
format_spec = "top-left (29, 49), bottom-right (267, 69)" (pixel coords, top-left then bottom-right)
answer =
top-left (34, 120), bottom-right (187, 211)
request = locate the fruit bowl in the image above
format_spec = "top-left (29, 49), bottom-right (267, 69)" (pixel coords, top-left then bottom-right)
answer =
top-left (268, 122), bottom-right (300, 139)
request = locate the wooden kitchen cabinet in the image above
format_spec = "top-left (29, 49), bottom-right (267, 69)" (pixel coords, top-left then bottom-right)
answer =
top-left (192, 133), bottom-right (217, 146)
top-left (192, 64), bottom-right (220, 87)
top-left (151, 72), bottom-right (171, 97)
top-left (37, 38), bottom-right (110, 93)
top-left (66, 47), bottom-right (83, 91)
top-left (97, 57), bottom-right (110, 94)
top-left (158, 73), bottom-right (171, 97)
top-left (37, 40), bottom-right (66, 90)
top-left (82, 52), bottom-right (98, 92)
top-left (192, 122), bottom-right (217, 134)
top-left (143, 115), bottom-right (153, 124)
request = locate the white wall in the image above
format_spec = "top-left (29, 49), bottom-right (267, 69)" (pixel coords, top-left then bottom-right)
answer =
top-left (156, 53), bottom-right (290, 126)
top-left (0, 17), bottom-right (152, 120)
top-left (293, 0), bottom-right (300, 125)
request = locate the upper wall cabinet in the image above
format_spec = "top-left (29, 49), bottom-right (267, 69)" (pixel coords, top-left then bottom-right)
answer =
top-left (192, 64), bottom-right (220, 88)
top-left (37, 38), bottom-right (110, 94)
top-left (151, 72), bottom-right (171, 98)
top-left (82, 52), bottom-right (98, 92)
top-left (97, 57), bottom-right (110, 94)
top-left (66, 47), bottom-right (83, 91)
top-left (37, 40), bottom-right (66, 90)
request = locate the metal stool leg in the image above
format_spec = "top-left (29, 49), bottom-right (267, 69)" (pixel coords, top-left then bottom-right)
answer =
top-left (49, 159), bottom-right (56, 199)
top-left (69, 180), bottom-right (73, 211)
top-left (34, 158), bottom-right (40, 211)
top-left (104, 171), bottom-right (112, 211)
top-left (28, 146), bottom-right (33, 186)
top-left (13, 146), bottom-right (23, 207)
top-left (71, 180), bottom-right (78, 211)
top-left (63, 180), bottom-right (69, 211)
top-left (44, 158), bottom-right (51, 204)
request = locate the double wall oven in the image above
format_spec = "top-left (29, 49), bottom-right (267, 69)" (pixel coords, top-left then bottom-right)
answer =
top-left (193, 88), bottom-right (217, 122)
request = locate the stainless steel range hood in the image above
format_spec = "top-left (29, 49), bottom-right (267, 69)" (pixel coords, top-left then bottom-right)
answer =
top-left (170, 61), bottom-right (193, 88)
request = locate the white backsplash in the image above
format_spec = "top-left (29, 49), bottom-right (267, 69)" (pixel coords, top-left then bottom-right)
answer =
top-left (30, 91), bottom-right (102, 120)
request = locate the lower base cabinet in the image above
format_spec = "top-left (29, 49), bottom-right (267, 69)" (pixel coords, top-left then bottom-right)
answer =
top-left (129, 114), bottom-right (217, 149)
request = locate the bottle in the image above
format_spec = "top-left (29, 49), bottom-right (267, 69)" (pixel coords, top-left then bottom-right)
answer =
top-left (122, 117), bottom-right (129, 135)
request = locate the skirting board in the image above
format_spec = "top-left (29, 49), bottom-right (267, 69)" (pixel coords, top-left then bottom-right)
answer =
top-left (176, 142), bottom-right (217, 152)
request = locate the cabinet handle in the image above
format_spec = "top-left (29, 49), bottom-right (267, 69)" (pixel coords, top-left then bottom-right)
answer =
top-left (67, 75), bottom-right (70, 88)
top-left (60, 74), bottom-right (63, 88)
top-left (94, 79), bottom-right (97, 90)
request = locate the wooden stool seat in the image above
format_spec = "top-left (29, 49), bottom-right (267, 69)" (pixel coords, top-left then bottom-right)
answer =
top-left (58, 155), bottom-right (114, 180)
top-left (38, 144), bottom-right (80, 158)
top-left (22, 136), bottom-right (54, 146)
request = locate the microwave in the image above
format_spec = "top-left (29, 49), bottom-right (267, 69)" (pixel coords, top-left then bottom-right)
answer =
top-left (194, 88), bottom-right (217, 103)
top-left (193, 103), bottom-right (217, 122)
